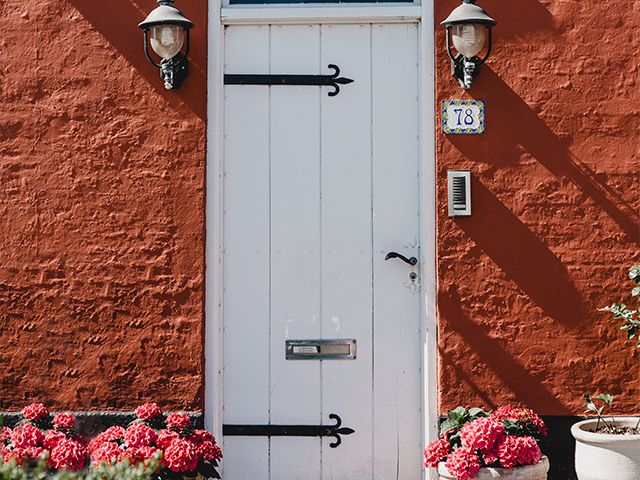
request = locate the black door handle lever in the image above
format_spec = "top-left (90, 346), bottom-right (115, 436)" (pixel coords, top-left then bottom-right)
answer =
top-left (384, 252), bottom-right (418, 266)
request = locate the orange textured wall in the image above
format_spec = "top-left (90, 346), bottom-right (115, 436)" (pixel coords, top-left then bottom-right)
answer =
top-left (436, 0), bottom-right (640, 415)
top-left (0, 0), bottom-right (207, 410)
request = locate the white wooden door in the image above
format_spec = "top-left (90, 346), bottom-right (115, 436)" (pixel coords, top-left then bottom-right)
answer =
top-left (222, 22), bottom-right (423, 480)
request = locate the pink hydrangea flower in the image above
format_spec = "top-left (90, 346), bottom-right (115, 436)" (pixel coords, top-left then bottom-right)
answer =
top-left (156, 429), bottom-right (180, 449)
top-left (190, 429), bottom-right (215, 445)
top-left (497, 435), bottom-right (541, 469)
top-left (3, 447), bottom-right (28, 466)
top-left (88, 426), bottom-right (126, 453)
top-left (163, 438), bottom-right (199, 473)
top-left (124, 422), bottom-right (157, 448)
top-left (50, 438), bottom-right (87, 471)
top-left (11, 423), bottom-right (44, 449)
top-left (53, 413), bottom-right (75, 432)
top-left (198, 440), bottom-right (223, 462)
top-left (444, 446), bottom-right (481, 480)
top-left (135, 403), bottom-right (163, 421)
top-left (423, 439), bottom-right (451, 467)
top-left (460, 417), bottom-right (505, 452)
top-left (137, 445), bottom-right (162, 461)
top-left (91, 441), bottom-right (125, 465)
top-left (166, 413), bottom-right (192, 431)
top-left (43, 430), bottom-right (67, 449)
top-left (0, 427), bottom-right (12, 441)
top-left (21, 403), bottom-right (49, 422)
top-left (492, 405), bottom-right (548, 437)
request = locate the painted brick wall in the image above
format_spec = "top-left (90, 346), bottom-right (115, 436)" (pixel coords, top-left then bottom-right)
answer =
top-left (436, 0), bottom-right (640, 416)
top-left (0, 0), bottom-right (207, 410)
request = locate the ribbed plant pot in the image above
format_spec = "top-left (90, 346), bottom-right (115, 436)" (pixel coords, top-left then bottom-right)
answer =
top-left (572, 417), bottom-right (640, 480)
top-left (437, 456), bottom-right (549, 480)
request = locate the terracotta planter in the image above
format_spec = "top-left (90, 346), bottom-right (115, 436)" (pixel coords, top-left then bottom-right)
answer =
top-left (572, 417), bottom-right (640, 480)
top-left (437, 456), bottom-right (549, 480)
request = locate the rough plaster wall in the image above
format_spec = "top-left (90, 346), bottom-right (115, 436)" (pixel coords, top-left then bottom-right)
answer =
top-left (437, 0), bottom-right (640, 415)
top-left (0, 0), bottom-right (207, 410)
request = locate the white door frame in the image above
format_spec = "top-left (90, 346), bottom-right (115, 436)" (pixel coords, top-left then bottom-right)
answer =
top-left (205, 2), bottom-right (437, 477)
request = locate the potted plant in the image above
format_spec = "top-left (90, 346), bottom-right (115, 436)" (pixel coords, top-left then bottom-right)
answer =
top-left (0, 403), bottom-right (88, 471)
top-left (572, 393), bottom-right (640, 480)
top-left (88, 403), bottom-right (222, 479)
top-left (571, 265), bottom-right (640, 480)
top-left (424, 405), bottom-right (549, 480)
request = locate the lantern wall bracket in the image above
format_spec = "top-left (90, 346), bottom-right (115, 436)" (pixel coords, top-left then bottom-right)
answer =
top-left (223, 413), bottom-right (355, 448)
top-left (224, 64), bottom-right (354, 97)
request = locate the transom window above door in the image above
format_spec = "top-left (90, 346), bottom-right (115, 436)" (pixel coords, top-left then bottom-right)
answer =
top-left (230, 0), bottom-right (412, 5)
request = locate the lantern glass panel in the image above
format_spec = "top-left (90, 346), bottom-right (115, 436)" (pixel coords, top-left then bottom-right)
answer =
top-left (451, 24), bottom-right (486, 58)
top-left (150, 24), bottom-right (185, 60)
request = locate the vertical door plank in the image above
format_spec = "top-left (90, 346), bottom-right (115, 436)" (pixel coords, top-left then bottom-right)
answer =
top-left (371, 23), bottom-right (423, 480)
top-left (223, 25), bottom-right (271, 480)
top-left (319, 24), bottom-right (373, 480)
top-left (269, 24), bottom-right (322, 480)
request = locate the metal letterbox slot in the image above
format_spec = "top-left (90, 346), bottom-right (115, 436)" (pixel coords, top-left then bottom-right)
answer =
top-left (286, 339), bottom-right (356, 360)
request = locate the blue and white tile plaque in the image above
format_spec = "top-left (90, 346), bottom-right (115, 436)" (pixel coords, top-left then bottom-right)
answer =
top-left (442, 100), bottom-right (485, 135)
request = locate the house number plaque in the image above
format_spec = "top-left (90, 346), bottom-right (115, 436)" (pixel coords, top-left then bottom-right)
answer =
top-left (442, 99), bottom-right (485, 135)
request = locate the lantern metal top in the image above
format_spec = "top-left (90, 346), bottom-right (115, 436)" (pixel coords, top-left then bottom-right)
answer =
top-left (441, 0), bottom-right (496, 27)
top-left (138, 0), bottom-right (194, 30)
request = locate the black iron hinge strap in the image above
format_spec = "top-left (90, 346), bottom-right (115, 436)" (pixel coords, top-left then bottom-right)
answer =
top-left (224, 64), bottom-right (354, 97)
top-left (223, 413), bottom-right (355, 448)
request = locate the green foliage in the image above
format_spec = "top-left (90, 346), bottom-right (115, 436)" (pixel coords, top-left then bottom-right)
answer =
top-left (439, 406), bottom-right (490, 447)
top-left (600, 265), bottom-right (640, 347)
top-left (500, 418), bottom-right (544, 441)
top-left (0, 457), bottom-right (161, 480)
top-left (583, 392), bottom-right (614, 430)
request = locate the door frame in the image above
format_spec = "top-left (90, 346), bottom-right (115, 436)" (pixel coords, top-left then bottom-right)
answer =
top-left (205, 3), bottom-right (437, 478)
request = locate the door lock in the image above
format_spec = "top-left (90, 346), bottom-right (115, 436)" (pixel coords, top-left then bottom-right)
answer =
top-left (385, 251), bottom-right (418, 266)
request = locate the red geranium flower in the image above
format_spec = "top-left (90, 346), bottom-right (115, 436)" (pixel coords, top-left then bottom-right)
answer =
top-left (497, 435), bottom-right (541, 469)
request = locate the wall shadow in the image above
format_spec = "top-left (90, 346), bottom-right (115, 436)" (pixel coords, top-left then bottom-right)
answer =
top-left (439, 288), bottom-right (572, 414)
top-left (435, 0), bottom-right (555, 39)
top-left (447, 68), bottom-right (640, 245)
top-left (455, 178), bottom-right (587, 331)
top-left (66, 0), bottom-right (207, 120)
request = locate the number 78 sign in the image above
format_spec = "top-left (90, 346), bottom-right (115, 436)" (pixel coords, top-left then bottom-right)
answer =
top-left (442, 100), bottom-right (485, 135)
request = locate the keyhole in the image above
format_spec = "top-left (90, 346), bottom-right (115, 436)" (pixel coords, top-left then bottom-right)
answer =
top-left (409, 272), bottom-right (417, 281)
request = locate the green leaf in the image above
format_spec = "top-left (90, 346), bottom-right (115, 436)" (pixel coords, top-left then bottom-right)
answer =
top-left (439, 418), bottom-right (458, 435)
top-left (593, 393), bottom-right (613, 406)
top-left (629, 266), bottom-right (640, 280)
top-left (633, 287), bottom-right (640, 297)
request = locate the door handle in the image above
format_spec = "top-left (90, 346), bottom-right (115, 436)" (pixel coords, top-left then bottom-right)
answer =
top-left (384, 252), bottom-right (418, 266)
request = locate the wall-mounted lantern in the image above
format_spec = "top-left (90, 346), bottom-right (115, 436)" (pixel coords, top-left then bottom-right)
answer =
top-left (442, 0), bottom-right (496, 90)
top-left (139, 0), bottom-right (194, 90)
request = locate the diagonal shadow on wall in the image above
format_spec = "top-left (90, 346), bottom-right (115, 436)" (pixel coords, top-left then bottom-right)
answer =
top-left (439, 288), bottom-right (572, 414)
top-left (435, 0), bottom-right (555, 39)
top-left (454, 178), bottom-right (588, 332)
top-left (448, 68), bottom-right (640, 246)
top-left (65, 0), bottom-right (206, 121)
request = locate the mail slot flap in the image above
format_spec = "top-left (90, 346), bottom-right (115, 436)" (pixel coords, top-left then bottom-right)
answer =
top-left (286, 339), bottom-right (356, 360)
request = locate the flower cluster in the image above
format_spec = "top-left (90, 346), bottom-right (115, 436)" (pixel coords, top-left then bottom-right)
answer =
top-left (424, 405), bottom-right (546, 480)
top-left (88, 403), bottom-right (222, 478)
top-left (0, 404), bottom-right (86, 471)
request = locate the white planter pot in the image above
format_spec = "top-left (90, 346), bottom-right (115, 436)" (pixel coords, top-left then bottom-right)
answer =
top-left (572, 417), bottom-right (640, 480)
top-left (437, 456), bottom-right (549, 480)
